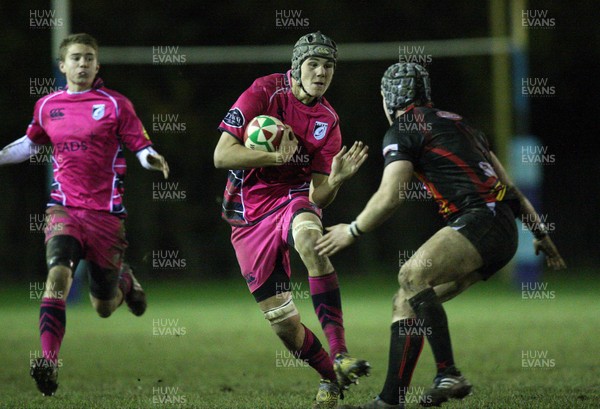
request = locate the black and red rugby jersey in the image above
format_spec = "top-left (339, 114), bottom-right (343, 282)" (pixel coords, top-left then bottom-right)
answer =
top-left (382, 105), bottom-right (518, 220)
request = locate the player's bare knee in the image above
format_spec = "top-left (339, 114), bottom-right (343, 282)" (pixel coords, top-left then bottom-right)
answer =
top-left (398, 264), bottom-right (419, 291)
top-left (293, 219), bottom-right (323, 253)
top-left (399, 263), bottom-right (432, 293)
top-left (263, 297), bottom-right (300, 331)
top-left (393, 288), bottom-right (414, 318)
top-left (271, 313), bottom-right (301, 339)
top-left (46, 266), bottom-right (71, 295)
top-left (294, 228), bottom-right (321, 257)
top-left (48, 265), bottom-right (71, 282)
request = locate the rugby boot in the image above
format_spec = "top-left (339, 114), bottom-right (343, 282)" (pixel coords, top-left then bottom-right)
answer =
top-left (334, 353), bottom-right (371, 390)
top-left (30, 358), bottom-right (58, 396)
top-left (121, 264), bottom-right (147, 316)
top-left (419, 371), bottom-right (472, 406)
top-left (312, 379), bottom-right (341, 409)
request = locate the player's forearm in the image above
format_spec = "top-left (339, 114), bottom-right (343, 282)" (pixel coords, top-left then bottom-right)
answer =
top-left (489, 151), bottom-right (548, 238)
top-left (310, 178), bottom-right (342, 208)
top-left (214, 143), bottom-right (281, 169)
top-left (354, 189), bottom-right (401, 233)
top-left (0, 136), bottom-right (41, 166)
top-left (513, 186), bottom-right (549, 239)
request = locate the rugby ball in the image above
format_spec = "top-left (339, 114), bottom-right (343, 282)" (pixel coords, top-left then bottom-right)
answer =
top-left (244, 115), bottom-right (285, 152)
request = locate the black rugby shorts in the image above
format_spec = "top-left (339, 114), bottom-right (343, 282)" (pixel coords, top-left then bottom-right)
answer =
top-left (447, 202), bottom-right (518, 279)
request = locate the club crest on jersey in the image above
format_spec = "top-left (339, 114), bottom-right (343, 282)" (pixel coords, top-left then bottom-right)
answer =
top-left (92, 104), bottom-right (105, 121)
top-left (313, 121), bottom-right (328, 140)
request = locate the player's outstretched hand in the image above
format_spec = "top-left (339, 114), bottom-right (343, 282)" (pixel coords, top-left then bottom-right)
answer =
top-left (277, 125), bottom-right (299, 164)
top-left (329, 141), bottom-right (368, 185)
top-left (534, 236), bottom-right (566, 270)
top-left (148, 153), bottom-right (170, 179)
top-left (315, 223), bottom-right (355, 257)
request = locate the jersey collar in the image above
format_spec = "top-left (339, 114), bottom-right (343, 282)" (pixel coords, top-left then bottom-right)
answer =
top-left (65, 77), bottom-right (105, 94)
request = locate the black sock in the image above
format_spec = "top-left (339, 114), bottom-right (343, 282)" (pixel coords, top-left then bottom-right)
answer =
top-left (408, 288), bottom-right (457, 375)
top-left (378, 319), bottom-right (425, 405)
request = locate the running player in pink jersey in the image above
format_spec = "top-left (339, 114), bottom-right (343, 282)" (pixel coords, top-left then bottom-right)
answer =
top-left (0, 33), bottom-right (169, 396)
top-left (214, 31), bottom-right (370, 409)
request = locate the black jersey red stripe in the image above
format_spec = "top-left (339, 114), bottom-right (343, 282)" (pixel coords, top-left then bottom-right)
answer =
top-left (382, 106), bottom-right (516, 220)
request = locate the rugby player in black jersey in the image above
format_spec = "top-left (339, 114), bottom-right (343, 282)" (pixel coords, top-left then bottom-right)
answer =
top-left (315, 63), bottom-right (565, 408)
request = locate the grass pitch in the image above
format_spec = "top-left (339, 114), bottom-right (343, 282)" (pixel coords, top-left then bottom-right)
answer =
top-left (1, 272), bottom-right (598, 408)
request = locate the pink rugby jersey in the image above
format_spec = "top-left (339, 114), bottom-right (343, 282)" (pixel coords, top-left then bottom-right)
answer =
top-left (26, 78), bottom-right (152, 216)
top-left (218, 70), bottom-right (342, 226)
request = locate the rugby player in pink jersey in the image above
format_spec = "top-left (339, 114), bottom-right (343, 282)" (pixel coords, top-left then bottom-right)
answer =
top-left (214, 31), bottom-right (370, 409)
top-left (0, 33), bottom-right (169, 396)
